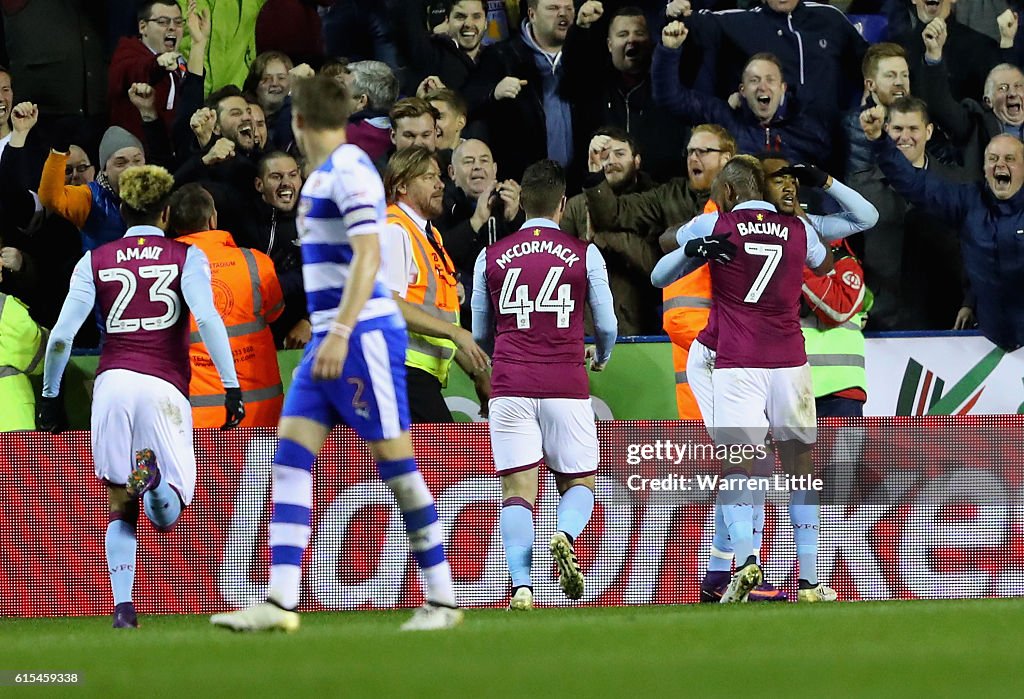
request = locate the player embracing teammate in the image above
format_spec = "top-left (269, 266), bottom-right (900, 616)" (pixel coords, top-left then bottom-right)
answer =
top-left (653, 156), bottom-right (835, 603)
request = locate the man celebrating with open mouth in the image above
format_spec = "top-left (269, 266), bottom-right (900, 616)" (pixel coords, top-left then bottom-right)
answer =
top-left (109, 0), bottom-right (209, 143)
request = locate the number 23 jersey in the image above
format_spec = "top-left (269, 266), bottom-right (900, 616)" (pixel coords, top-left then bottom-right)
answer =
top-left (483, 225), bottom-right (592, 400)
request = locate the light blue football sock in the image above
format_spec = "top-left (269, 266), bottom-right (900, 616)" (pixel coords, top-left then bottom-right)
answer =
top-left (708, 498), bottom-right (733, 572)
top-left (721, 472), bottom-right (754, 566)
top-left (105, 520), bottom-right (137, 605)
top-left (556, 485), bottom-right (594, 541)
top-left (500, 500), bottom-right (534, 589)
top-left (790, 486), bottom-right (820, 585)
top-left (752, 477), bottom-right (768, 563)
top-left (143, 477), bottom-right (182, 530)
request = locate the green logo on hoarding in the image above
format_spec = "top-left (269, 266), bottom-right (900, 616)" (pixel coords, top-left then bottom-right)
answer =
top-left (895, 347), bottom-right (1006, 415)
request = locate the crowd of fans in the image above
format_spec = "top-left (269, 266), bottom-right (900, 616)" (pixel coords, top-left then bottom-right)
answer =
top-left (2, 0), bottom-right (1024, 357)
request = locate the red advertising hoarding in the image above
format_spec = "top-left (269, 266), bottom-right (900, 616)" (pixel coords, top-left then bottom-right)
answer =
top-left (1, 418), bottom-right (1021, 617)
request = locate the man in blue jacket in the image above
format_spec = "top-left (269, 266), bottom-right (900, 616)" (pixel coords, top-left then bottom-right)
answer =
top-left (862, 104), bottom-right (1024, 350)
top-left (654, 21), bottom-right (830, 165)
top-left (670, 0), bottom-right (867, 122)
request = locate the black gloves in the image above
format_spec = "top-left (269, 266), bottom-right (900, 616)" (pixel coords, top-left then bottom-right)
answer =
top-left (221, 387), bottom-right (245, 431)
top-left (36, 395), bottom-right (67, 434)
top-left (774, 163), bottom-right (829, 189)
top-left (684, 234), bottom-right (737, 264)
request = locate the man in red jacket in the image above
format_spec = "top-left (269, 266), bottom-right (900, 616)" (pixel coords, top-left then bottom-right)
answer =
top-left (108, 1), bottom-right (209, 142)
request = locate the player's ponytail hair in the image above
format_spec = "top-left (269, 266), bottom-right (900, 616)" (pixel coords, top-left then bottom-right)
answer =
top-left (119, 165), bottom-right (175, 227)
top-left (711, 156), bottom-right (765, 211)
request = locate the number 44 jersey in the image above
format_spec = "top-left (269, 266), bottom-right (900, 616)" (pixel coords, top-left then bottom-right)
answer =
top-left (477, 224), bottom-right (609, 400)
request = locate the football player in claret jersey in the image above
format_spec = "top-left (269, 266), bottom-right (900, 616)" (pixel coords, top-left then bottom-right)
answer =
top-left (211, 75), bottom-right (462, 633)
top-left (652, 157), bottom-right (834, 604)
top-left (693, 156), bottom-right (878, 603)
top-left (37, 166), bottom-right (244, 628)
top-left (472, 160), bottom-right (617, 610)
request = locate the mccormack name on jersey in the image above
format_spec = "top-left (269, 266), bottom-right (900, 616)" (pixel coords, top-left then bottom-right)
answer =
top-left (493, 236), bottom-right (581, 269)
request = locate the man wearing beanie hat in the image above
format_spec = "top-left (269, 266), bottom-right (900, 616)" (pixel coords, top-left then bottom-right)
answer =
top-left (39, 125), bottom-right (146, 252)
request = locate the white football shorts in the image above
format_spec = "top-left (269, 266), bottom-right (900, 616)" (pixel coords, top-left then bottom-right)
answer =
top-left (686, 339), bottom-right (715, 426)
top-left (91, 369), bottom-right (197, 505)
top-left (488, 396), bottom-right (599, 476)
top-left (710, 363), bottom-right (817, 447)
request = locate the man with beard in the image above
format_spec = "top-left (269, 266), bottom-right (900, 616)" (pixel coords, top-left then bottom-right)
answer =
top-left (436, 139), bottom-right (524, 329)
top-left (915, 16), bottom-right (1024, 177)
top-left (390, 97), bottom-right (441, 154)
top-left (562, 127), bottom-right (661, 335)
top-left (655, 23), bottom-right (830, 166)
top-left (394, 0), bottom-right (488, 94)
top-left (852, 97), bottom-right (967, 331)
top-left (562, 2), bottom-right (689, 181)
top-left (844, 42), bottom-right (911, 177)
top-left (174, 86), bottom-right (262, 194)
top-left (863, 104), bottom-right (1024, 351)
top-left (381, 146), bottom-right (491, 422)
top-left (582, 123), bottom-right (733, 416)
top-left (232, 151), bottom-right (310, 350)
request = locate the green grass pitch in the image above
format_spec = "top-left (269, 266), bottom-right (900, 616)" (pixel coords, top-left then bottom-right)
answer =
top-left (2, 599), bottom-right (1021, 697)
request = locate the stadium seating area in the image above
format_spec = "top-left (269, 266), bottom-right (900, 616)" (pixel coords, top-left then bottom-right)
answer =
top-left (2, 0), bottom-right (1023, 425)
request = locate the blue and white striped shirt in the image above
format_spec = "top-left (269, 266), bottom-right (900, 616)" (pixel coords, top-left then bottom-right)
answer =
top-left (297, 144), bottom-right (402, 334)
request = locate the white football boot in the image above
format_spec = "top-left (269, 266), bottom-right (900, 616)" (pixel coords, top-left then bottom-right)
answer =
top-left (210, 602), bottom-right (300, 633)
top-left (797, 582), bottom-right (838, 603)
top-left (400, 603), bottom-right (464, 631)
top-left (508, 587), bottom-right (534, 611)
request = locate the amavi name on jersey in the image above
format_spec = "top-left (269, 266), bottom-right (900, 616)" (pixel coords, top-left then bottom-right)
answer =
top-left (116, 243), bottom-right (165, 263)
top-left (494, 236), bottom-right (580, 269)
top-left (736, 219), bottom-right (789, 240)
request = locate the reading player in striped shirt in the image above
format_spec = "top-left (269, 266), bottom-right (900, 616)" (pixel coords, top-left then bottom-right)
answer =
top-left (211, 75), bottom-right (462, 633)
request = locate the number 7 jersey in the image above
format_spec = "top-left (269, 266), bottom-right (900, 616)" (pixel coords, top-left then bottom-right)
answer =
top-left (687, 201), bottom-right (827, 370)
top-left (481, 224), bottom-right (595, 399)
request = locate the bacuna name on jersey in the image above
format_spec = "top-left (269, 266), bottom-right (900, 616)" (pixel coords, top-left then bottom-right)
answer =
top-left (495, 239), bottom-right (580, 269)
top-left (116, 245), bottom-right (164, 263)
top-left (736, 220), bottom-right (789, 240)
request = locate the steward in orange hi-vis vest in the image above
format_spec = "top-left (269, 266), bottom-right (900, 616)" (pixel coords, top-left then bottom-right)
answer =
top-left (177, 229), bottom-right (285, 427)
top-left (662, 198), bottom-right (717, 419)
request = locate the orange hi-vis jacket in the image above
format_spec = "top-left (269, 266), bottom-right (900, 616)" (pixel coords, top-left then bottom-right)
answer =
top-left (663, 199), bottom-right (717, 419)
top-left (177, 230), bottom-right (285, 428)
top-left (386, 204), bottom-right (460, 385)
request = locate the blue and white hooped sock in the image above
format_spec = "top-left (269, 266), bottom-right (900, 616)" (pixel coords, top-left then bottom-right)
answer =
top-left (267, 438), bottom-right (316, 610)
top-left (500, 497), bottom-right (534, 590)
top-left (556, 485), bottom-right (594, 542)
top-left (378, 457), bottom-right (456, 607)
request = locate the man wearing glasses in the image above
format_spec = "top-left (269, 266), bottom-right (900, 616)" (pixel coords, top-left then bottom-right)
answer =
top-left (64, 148), bottom-right (95, 186)
top-left (108, 1), bottom-right (209, 143)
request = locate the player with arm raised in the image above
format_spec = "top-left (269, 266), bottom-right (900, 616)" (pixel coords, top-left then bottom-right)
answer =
top-left (36, 165), bottom-right (243, 629)
top-left (472, 160), bottom-right (617, 610)
top-left (211, 75), bottom-right (461, 633)
top-left (652, 156), bottom-right (834, 604)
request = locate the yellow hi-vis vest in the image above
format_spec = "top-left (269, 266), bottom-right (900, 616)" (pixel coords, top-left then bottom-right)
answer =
top-left (0, 292), bottom-right (48, 431)
top-left (387, 205), bottom-right (460, 386)
top-left (800, 310), bottom-right (868, 399)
